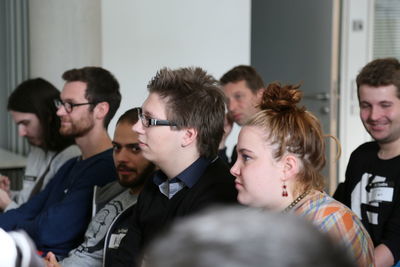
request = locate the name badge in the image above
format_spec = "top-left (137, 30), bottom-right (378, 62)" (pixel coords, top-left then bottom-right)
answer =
top-left (108, 233), bottom-right (126, 249)
top-left (369, 187), bottom-right (393, 203)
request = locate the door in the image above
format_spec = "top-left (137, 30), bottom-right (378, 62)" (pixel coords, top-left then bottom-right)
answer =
top-left (251, 0), bottom-right (340, 194)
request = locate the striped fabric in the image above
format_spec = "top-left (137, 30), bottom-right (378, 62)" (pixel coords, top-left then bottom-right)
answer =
top-left (293, 191), bottom-right (375, 267)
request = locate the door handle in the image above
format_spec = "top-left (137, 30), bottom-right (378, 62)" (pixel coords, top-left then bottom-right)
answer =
top-left (303, 93), bottom-right (330, 101)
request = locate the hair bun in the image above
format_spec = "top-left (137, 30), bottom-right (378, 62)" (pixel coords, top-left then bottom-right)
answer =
top-left (259, 82), bottom-right (303, 112)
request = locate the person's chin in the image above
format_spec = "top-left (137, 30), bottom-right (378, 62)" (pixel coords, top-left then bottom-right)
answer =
top-left (369, 129), bottom-right (388, 141)
top-left (118, 178), bottom-right (135, 187)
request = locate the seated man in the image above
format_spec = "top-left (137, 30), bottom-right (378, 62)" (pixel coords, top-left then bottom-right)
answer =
top-left (218, 65), bottom-right (265, 165)
top-left (45, 108), bottom-right (156, 267)
top-left (0, 66), bottom-right (121, 257)
top-left (0, 78), bottom-right (80, 212)
top-left (334, 58), bottom-right (400, 267)
top-left (111, 67), bottom-right (238, 267)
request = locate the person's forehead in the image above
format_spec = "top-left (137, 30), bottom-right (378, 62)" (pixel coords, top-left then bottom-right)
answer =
top-left (61, 81), bottom-right (87, 101)
top-left (142, 93), bottom-right (168, 117)
top-left (359, 84), bottom-right (399, 100)
top-left (114, 122), bottom-right (139, 142)
top-left (223, 80), bottom-right (253, 94)
top-left (10, 111), bottom-right (38, 122)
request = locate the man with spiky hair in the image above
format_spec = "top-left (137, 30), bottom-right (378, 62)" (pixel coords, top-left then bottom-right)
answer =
top-left (111, 67), bottom-right (237, 267)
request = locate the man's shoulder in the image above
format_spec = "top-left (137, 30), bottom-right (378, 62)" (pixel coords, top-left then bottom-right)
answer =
top-left (201, 157), bottom-right (235, 182)
top-left (80, 148), bottom-right (115, 169)
top-left (349, 141), bottom-right (379, 161)
top-left (353, 141), bottom-right (378, 154)
top-left (95, 181), bottom-right (126, 203)
top-left (193, 157), bottom-right (237, 199)
top-left (90, 148), bottom-right (114, 161)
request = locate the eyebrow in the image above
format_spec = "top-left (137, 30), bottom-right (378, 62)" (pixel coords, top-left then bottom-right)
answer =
top-left (112, 141), bottom-right (140, 147)
top-left (238, 148), bottom-right (253, 154)
top-left (16, 120), bottom-right (29, 125)
top-left (143, 109), bottom-right (158, 118)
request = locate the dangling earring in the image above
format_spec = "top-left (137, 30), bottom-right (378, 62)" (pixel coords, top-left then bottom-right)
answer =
top-left (282, 181), bottom-right (288, 197)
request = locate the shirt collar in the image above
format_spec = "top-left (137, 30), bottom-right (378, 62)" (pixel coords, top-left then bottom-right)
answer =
top-left (153, 156), bottom-right (211, 188)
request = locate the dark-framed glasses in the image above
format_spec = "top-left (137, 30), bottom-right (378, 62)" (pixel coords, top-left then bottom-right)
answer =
top-left (136, 107), bottom-right (177, 127)
top-left (54, 99), bottom-right (98, 113)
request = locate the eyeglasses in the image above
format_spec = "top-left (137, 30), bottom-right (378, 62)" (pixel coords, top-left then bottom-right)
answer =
top-left (54, 99), bottom-right (98, 113)
top-left (136, 107), bottom-right (177, 127)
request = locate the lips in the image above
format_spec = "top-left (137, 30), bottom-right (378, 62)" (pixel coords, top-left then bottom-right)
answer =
top-left (235, 179), bottom-right (244, 190)
top-left (232, 113), bottom-right (241, 119)
top-left (117, 166), bottom-right (137, 175)
top-left (138, 140), bottom-right (148, 148)
top-left (367, 121), bottom-right (388, 132)
top-left (60, 120), bottom-right (71, 126)
top-left (370, 125), bottom-right (386, 132)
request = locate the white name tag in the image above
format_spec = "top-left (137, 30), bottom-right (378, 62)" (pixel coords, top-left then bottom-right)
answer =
top-left (370, 187), bottom-right (393, 203)
top-left (108, 233), bottom-right (126, 249)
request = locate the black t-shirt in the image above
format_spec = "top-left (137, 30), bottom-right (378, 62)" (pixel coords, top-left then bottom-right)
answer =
top-left (335, 141), bottom-right (400, 262)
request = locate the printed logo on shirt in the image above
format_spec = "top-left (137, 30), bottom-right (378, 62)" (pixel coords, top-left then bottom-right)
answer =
top-left (351, 172), bottom-right (394, 225)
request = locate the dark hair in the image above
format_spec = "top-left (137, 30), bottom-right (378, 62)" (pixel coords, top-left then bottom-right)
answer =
top-left (117, 108), bottom-right (139, 125)
top-left (146, 206), bottom-right (356, 267)
top-left (62, 66), bottom-right (121, 128)
top-left (220, 65), bottom-right (265, 93)
top-left (148, 67), bottom-right (225, 158)
top-left (7, 78), bottom-right (75, 152)
top-left (248, 82), bottom-right (326, 193)
top-left (356, 57), bottom-right (400, 98)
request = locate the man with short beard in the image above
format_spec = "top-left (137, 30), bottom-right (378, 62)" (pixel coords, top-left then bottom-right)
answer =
top-left (0, 67), bottom-right (121, 258)
top-left (45, 108), bottom-right (155, 267)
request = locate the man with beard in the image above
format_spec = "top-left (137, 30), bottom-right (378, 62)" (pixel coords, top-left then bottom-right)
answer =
top-left (0, 78), bottom-right (80, 212)
top-left (44, 108), bottom-right (155, 267)
top-left (334, 58), bottom-right (400, 267)
top-left (0, 67), bottom-right (121, 258)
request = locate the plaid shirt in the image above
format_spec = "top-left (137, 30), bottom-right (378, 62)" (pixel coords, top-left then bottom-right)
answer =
top-left (293, 190), bottom-right (375, 267)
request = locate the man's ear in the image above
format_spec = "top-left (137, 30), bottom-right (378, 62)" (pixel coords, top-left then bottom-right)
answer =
top-left (94, 101), bottom-right (109, 120)
top-left (181, 127), bottom-right (198, 147)
top-left (256, 88), bottom-right (265, 100)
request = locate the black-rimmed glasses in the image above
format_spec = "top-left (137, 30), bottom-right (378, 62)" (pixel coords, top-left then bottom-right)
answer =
top-left (136, 107), bottom-right (177, 127)
top-left (54, 99), bottom-right (98, 113)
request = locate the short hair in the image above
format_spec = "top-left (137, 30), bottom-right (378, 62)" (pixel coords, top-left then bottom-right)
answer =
top-left (248, 82), bottom-right (326, 193)
top-left (117, 108), bottom-right (139, 125)
top-left (147, 67), bottom-right (225, 158)
top-left (62, 66), bottom-right (121, 128)
top-left (145, 206), bottom-right (356, 267)
top-left (356, 57), bottom-right (400, 98)
top-left (220, 65), bottom-right (265, 93)
top-left (7, 78), bottom-right (75, 151)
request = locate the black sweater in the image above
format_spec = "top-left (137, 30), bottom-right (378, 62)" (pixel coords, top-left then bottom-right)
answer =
top-left (109, 157), bottom-right (238, 267)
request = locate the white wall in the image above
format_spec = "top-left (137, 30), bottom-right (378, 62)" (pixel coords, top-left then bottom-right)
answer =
top-left (28, 0), bottom-right (250, 155)
top-left (101, 0), bottom-right (251, 154)
top-left (338, 0), bottom-right (373, 181)
top-left (29, 0), bottom-right (102, 89)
